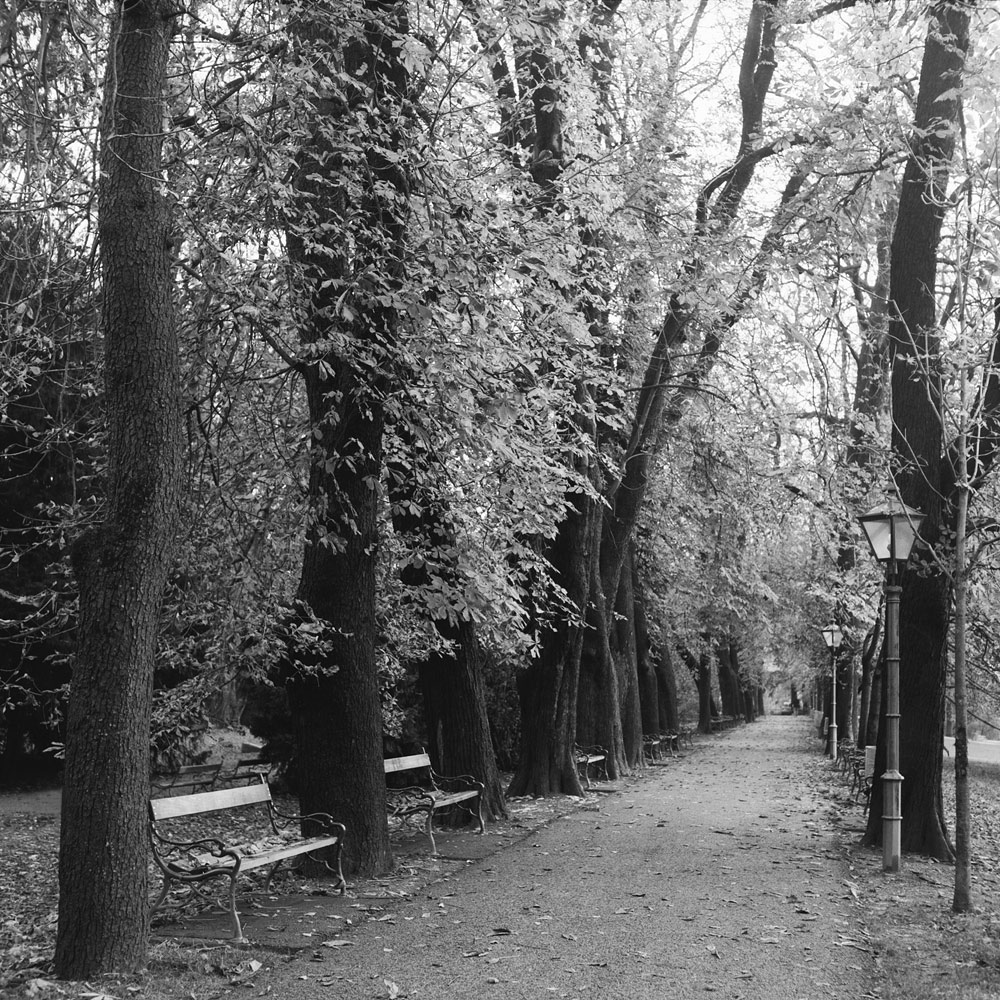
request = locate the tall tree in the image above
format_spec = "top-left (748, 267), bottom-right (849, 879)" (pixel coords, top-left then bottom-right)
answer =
top-left (863, 0), bottom-right (972, 861)
top-left (55, 0), bottom-right (181, 977)
top-left (283, 0), bottom-right (411, 875)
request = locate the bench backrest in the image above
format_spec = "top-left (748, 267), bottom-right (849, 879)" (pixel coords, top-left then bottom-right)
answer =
top-left (864, 745), bottom-right (876, 780)
top-left (150, 779), bottom-right (271, 822)
top-left (384, 753), bottom-right (431, 775)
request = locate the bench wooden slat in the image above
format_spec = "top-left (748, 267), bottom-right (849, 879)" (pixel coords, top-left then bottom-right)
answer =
top-left (194, 835), bottom-right (342, 872)
top-left (150, 781), bottom-right (271, 821)
top-left (384, 753), bottom-right (432, 774)
top-left (430, 789), bottom-right (479, 807)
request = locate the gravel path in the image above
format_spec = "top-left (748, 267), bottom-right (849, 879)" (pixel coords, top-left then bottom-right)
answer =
top-left (269, 716), bottom-right (874, 1000)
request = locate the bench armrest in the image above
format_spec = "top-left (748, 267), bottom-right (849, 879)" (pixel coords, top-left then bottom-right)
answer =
top-left (150, 829), bottom-right (229, 853)
top-left (387, 784), bottom-right (436, 801)
top-left (429, 771), bottom-right (484, 795)
top-left (149, 831), bottom-right (242, 875)
top-left (269, 803), bottom-right (346, 839)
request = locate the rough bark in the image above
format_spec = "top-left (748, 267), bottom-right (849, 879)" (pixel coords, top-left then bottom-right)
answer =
top-left (55, 0), bottom-right (181, 977)
top-left (417, 633), bottom-right (506, 822)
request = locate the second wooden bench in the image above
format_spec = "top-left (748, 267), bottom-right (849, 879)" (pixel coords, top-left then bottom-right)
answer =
top-left (384, 751), bottom-right (484, 853)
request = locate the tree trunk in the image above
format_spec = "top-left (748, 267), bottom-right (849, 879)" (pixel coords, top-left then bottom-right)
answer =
top-left (863, 0), bottom-right (970, 862)
top-left (386, 440), bottom-right (507, 821)
top-left (952, 445), bottom-right (971, 911)
top-left (654, 646), bottom-right (680, 734)
top-left (865, 646), bottom-right (883, 748)
top-left (681, 647), bottom-right (714, 735)
top-left (284, 0), bottom-right (411, 875)
top-left (577, 565), bottom-right (625, 776)
top-left (55, 0), bottom-right (181, 977)
top-left (633, 559), bottom-right (659, 736)
top-left (416, 624), bottom-right (507, 822)
top-left (612, 548), bottom-right (642, 766)
top-left (508, 477), bottom-right (598, 797)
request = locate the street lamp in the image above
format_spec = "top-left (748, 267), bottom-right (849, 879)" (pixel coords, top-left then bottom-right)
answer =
top-left (858, 495), bottom-right (925, 872)
top-left (821, 623), bottom-right (843, 761)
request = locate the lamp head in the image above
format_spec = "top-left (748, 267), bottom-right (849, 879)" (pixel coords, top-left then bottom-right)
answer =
top-left (821, 623), bottom-right (843, 650)
top-left (858, 495), bottom-right (925, 568)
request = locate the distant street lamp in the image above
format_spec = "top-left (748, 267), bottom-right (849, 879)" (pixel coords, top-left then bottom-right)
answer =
top-left (858, 495), bottom-right (925, 872)
top-left (821, 623), bottom-right (843, 761)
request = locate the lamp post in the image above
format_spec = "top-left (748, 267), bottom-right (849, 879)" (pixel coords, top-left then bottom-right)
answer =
top-left (858, 495), bottom-right (925, 872)
top-left (821, 623), bottom-right (843, 761)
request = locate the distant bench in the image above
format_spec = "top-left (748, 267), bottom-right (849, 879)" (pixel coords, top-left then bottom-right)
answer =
top-left (151, 762), bottom-right (222, 796)
top-left (384, 751), bottom-right (484, 853)
top-left (149, 777), bottom-right (346, 941)
top-left (574, 744), bottom-right (608, 788)
top-left (710, 715), bottom-right (740, 732)
top-left (851, 745), bottom-right (876, 802)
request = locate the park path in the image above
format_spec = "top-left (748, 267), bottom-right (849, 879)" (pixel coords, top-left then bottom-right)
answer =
top-left (262, 716), bottom-right (876, 1000)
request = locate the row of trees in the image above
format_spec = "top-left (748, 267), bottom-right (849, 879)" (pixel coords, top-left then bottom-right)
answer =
top-left (3, 0), bottom-right (1000, 978)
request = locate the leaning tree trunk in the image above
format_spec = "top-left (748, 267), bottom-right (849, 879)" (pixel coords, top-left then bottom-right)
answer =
top-left (857, 618), bottom-right (881, 749)
top-left (55, 0), bottom-right (181, 977)
top-left (612, 546), bottom-right (643, 765)
top-left (863, 0), bottom-right (970, 861)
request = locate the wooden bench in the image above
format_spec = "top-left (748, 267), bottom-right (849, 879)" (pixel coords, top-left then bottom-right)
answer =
top-left (574, 744), bottom-right (608, 788)
top-left (384, 752), bottom-right (484, 854)
top-left (231, 755), bottom-right (273, 783)
top-left (643, 734), bottom-right (664, 762)
top-left (851, 745), bottom-right (876, 802)
top-left (710, 715), bottom-right (738, 732)
top-left (676, 724), bottom-right (696, 749)
top-left (151, 761), bottom-right (222, 796)
top-left (149, 777), bottom-right (346, 941)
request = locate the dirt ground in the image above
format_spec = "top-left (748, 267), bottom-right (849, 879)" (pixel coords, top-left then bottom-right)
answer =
top-left (4, 715), bottom-right (1000, 999)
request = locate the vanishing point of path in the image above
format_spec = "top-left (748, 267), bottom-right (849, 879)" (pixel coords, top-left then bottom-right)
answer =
top-left (272, 716), bottom-right (874, 1000)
